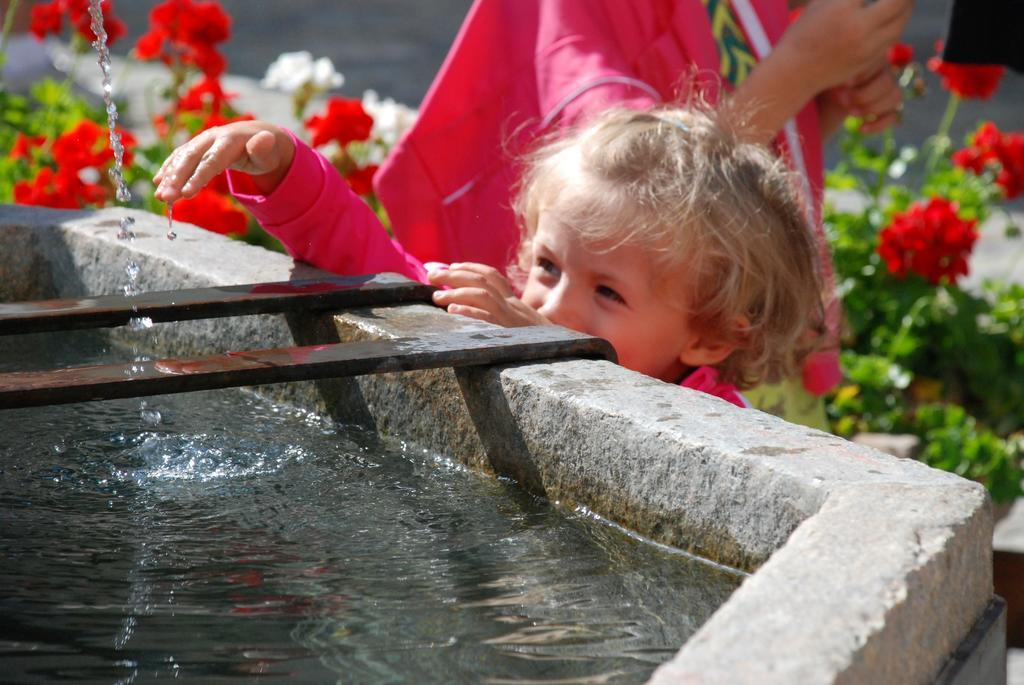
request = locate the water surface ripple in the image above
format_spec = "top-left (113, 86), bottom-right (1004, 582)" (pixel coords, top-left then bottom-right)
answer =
top-left (0, 334), bottom-right (741, 683)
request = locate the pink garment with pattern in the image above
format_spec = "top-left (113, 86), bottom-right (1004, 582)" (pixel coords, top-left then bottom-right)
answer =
top-left (374, 0), bottom-right (841, 394)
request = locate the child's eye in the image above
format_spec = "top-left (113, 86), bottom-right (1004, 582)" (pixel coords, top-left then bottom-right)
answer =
top-left (536, 257), bottom-right (560, 277)
top-left (596, 285), bottom-right (626, 305)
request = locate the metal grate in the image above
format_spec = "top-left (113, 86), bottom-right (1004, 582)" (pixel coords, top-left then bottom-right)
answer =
top-left (0, 277), bottom-right (616, 409)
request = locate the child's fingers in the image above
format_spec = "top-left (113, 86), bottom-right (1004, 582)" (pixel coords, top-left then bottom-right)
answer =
top-left (153, 152), bottom-right (174, 186)
top-left (449, 262), bottom-right (515, 297)
top-left (442, 303), bottom-right (501, 325)
top-left (179, 137), bottom-right (235, 196)
top-left (432, 287), bottom-right (505, 324)
top-left (429, 263), bottom-right (514, 298)
top-left (154, 132), bottom-right (223, 202)
top-left (431, 286), bottom-right (500, 312)
top-left (155, 124), bottom-right (279, 202)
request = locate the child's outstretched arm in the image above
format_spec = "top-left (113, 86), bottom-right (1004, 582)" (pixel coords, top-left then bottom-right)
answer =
top-left (154, 121), bottom-right (295, 202)
top-left (730, 0), bottom-right (913, 144)
top-left (154, 122), bottom-right (428, 282)
top-left (428, 263), bottom-right (548, 327)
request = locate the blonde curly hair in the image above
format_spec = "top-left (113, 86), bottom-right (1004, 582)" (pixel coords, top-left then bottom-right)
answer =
top-left (513, 105), bottom-right (825, 389)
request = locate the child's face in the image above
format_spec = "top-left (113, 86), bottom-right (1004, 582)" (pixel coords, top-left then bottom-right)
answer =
top-left (521, 213), bottom-right (712, 384)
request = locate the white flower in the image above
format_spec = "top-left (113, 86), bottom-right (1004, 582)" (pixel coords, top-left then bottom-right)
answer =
top-left (261, 51), bottom-right (344, 94)
top-left (362, 89), bottom-right (417, 150)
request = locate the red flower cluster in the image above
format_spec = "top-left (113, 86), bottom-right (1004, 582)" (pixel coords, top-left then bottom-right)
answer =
top-left (12, 120), bottom-right (136, 209)
top-left (171, 188), bottom-right (249, 236)
top-left (304, 97), bottom-right (373, 149)
top-left (30, 0), bottom-right (125, 46)
top-left (927, 43), bottom-right (1004, 100)
top-left (887, 43), bottom-right (914, 69)
top-left (8, 134), bottom-right (47, 161)
top-left (952, 122), bottom-right (1024, 200)
top-left (877, 198), bottom-right (978, 285)
top-left (135, 0), bottom-right (231, 78)
top-left (152, 76), bottom-right (254, 137)
top-left (344, 164), bottom-right (379, 197)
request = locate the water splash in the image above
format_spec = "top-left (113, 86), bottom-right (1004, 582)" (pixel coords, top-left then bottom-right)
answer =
top-left (139, 400), bottom-right (163, 426)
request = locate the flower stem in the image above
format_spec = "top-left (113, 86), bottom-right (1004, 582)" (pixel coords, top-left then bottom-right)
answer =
top-left (888, 292), bottom-right (931, 360)
top-left (924, 93), bottom-right (961, 183)
top-left (0, 0), bottom-right (22, 89)
top-left (873, 128), bottom-right (896, 201)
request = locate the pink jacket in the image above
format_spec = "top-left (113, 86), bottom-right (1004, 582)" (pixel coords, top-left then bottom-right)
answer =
top-left (228, 140), bottom-right (747, 408)
top-left (374, 0), bottom-right (841, 394)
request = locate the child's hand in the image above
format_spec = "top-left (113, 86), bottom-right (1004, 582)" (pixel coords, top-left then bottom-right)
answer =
top-left (818, 63), bottom-right (904, 136)
top-left (778, 0), bottom-right (914, 95)
top-left (428, 263), bottom-right (549, 327)
top-left (154, 121), bottom-right (295, 203)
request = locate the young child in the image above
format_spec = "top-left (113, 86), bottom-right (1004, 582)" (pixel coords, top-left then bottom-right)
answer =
top-left (154, 105), bottom-right (823, 408)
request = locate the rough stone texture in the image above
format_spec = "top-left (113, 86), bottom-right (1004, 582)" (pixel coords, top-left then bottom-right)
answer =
top-left (0, 204), bottom-right (406, 410)
top-left (0, 206), bottom-right (998, 684)
top-left (651, 482), bottom-right (992, 684)
top-left (852, 432), bottom-right (922, 460)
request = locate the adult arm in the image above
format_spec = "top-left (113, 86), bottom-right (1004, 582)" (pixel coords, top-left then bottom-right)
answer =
top-left (729, 0), bottom-right (913, 145)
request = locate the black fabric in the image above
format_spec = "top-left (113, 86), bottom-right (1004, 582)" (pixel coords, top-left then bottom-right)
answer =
top-left (943, 0), bottom-right (1024, 72)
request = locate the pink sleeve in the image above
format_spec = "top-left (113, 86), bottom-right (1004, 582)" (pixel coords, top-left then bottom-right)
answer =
top-left (227, 130), bottom-right (429, 284)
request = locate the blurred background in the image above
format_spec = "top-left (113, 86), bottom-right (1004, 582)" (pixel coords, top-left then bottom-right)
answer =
top-left (107, 0), bottom-right (1024, 169)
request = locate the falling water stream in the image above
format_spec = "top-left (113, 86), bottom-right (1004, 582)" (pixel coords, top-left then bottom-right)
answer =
top-left (87, 0), bottom-right (164, 425)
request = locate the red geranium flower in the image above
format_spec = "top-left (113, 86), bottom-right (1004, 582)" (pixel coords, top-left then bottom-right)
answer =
top-left (877, 197), bottom-right (978, 285)
top-left (927, 43), bottom-right (1003, 100)
top-left (12, 120), bottom-right (136, 210)
top-left (29, 0), bottom-right (124, 46)
top-left (14, 165), bottom-right (109, 209)
top-left (953, 122), bottom-right (1024, 199)
top-left (172, 188), bottom-right (249, 236)
top-left (29, 2), bottom-right (63, 39)
top-left (8, 133), bottom-right (47, 161)
top-left (15, 168), bottom-right (78, 208)
top-left (51, 119), bottom-right (135, 170)
top-left (196, 111), bottom-right (254, 134)
top-left (177, 77), bottom-right (236, 116)
top-left (344, 164), bottom-right (379, 197)
top-left (887, 43), bottom-right (914, 69)
top-left (151, 76), bottom-right (252, 137)
top-left (134, 0), bottom-right (231, 78)
top-left (304, 97), bottom-right (374, 149)
top-left (996, 133), bottom-right (1024, 199)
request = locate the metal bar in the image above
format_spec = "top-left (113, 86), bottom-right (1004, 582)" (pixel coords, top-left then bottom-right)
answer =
top-left (0, 276), bottom-right (436, 335)
top-left (0, 327), bottom-right (616, 409)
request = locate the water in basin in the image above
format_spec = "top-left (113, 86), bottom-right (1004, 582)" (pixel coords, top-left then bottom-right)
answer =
top-left (0, 333), bottom-right (742, 683)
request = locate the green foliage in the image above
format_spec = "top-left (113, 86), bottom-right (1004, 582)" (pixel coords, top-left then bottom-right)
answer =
top-left (825, 97), bottom-right (1024, 502)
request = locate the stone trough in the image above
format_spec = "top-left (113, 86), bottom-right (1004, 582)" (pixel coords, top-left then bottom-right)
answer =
top-left (0, 204), bottom-right (1005, 684)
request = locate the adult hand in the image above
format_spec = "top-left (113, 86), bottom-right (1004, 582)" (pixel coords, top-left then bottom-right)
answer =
top-left (780, 0), bottom-right (915, 94)
top-left (728, 0), bottom-right (913, 146)
top-left (819, 62), bottom-right (905, 136)
top-left (428, 263), bottom-right (549, 327)
top-left (153, 120), bottom-right (295, 203)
